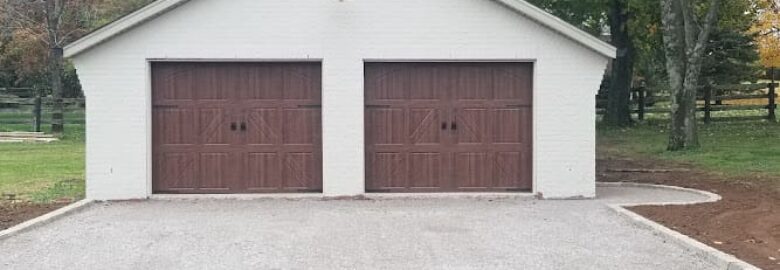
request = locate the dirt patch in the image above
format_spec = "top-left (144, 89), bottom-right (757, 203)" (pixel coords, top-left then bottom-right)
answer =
top-left (0, 202), bottom-right (68, 231)
top-left (598, 157), bottom-right (780, 269)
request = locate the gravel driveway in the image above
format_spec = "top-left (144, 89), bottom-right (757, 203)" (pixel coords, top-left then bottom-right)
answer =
top-left (0, 186), bottom-right (718, 270)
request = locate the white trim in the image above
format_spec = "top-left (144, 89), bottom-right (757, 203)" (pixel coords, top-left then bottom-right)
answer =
top-left (64, 0), bottom-right (616, 59)
top-left (63, 0), bottom-right (192, 58)
top-left (145, 61), bottom-right (153, 198)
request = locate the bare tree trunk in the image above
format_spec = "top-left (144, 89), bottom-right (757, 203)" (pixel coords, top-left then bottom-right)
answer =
top-left (45, 0), bottom-right (65, 135)
top-left (604, 0), bottom-right (634, 127)
top-left (660, 0), bottom-right (720, 151)
top-left (49, 46), bottom-right (64, 134)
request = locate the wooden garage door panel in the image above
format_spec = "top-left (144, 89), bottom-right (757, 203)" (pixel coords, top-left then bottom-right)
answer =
top-left (282, 64), bottom-right (322, 101)
top-left (494, 108), bottom-right (531, 145)
top-left (365, 65), bottom-right (409, 101)
top-left (283, 152), bottom-right (320, 189)
top-left (245, 108), bottom-right (281, 146)
top-left (454, 152), bottom-right (492, 189)
top-left (494, 63), bottom-right (533, 104)
top-left (242, 65), bottom-right (283, 100)
top-left (153, 62), bottom-right (322, 194)
top-left (409, 153), bottom-right (443, 188)
top-left (409, 108), bottom-right (443, 145)
top-left (495, 151), bottom-right (532, 189)
top-left (453, 108), bottom-right (489, 145)
top-left (367, 152), bottom-right (407, 189)
top-left (152, 63), bottom-right (194, 101)
top-left (366, 108), bottom-right (406, 145)
top-left (245, 152), bottom-right (281, 190)
top-left (453, 65), bottom-right (494, 101)
top-left (153, 108), bottom-right (197, 145)
top-left (365, 62), bottom-right (532, 192)
top-left (157, 153), bottom-right (196, 190)
top-left (198, 153), bottom-right (232, 190)
top-left (282, 108), bottom-right (320, 145)
top-left (199, 108), bottom-right (231, 145)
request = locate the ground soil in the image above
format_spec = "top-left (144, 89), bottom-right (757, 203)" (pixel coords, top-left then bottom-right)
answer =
top-left (598, 156), bottom-right (780, 269)
top-left (0, 202), bottom-right (68, 231)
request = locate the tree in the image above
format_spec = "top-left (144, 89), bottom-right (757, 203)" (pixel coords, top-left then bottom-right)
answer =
top-left (527, 0), bottom-right (636, 126)
top-left (1, 0), bottom-right (92, 134)
top-left (604, 0), bottom-right (634, 126)
top-left (0, 0), bottom-right (154, 134)
top-left (659, 0), bottom-right (721, 151)
top-left (753, 0), bottom-right (780, 82)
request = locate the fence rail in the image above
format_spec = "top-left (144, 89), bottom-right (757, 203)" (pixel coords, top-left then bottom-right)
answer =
top-left (598, 82), bottom-right (778, 123)
top-left (0, 87), bottom-right (85, 132)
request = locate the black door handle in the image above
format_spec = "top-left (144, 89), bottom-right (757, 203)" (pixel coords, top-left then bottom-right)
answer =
top-left (230, 122), bottom-right (237, 131)
top-left (441, 122), bottom-right (447, 130)
top-left (240, 123), bottom-right (247, 131)
top-left (451, 122), bottom-right (457, 130)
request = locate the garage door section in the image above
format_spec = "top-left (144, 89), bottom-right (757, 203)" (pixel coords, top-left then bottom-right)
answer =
top-left (152, 62), bottom-right (322, 194)
top-left (365, 62), bottom-right (532, 192)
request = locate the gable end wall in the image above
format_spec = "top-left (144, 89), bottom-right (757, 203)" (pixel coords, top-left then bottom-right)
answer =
top-left (72, 0), bottom-right (610, 200)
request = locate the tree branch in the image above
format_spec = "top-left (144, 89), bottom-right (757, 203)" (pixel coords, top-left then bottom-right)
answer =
top-left (689, 0), bottom-right (721, 66)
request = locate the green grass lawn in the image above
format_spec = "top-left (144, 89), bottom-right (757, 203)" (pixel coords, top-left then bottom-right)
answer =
top-left (598, 120), bottom-right (780, 178)
top-left (0, 115), bottom-right (85, 203)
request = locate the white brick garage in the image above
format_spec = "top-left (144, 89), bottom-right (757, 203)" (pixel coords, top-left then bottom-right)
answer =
top-left (65, 0), bottom-right (614, 200)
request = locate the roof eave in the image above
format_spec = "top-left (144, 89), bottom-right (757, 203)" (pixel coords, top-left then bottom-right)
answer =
top-left (63, 0), bottom-right (191, 58)
top-left (495, 0), bottom-right (617, 59)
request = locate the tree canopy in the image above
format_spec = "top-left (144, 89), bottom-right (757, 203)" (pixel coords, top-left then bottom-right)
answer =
top-left (0, 0), bottom-right (153, 94)
top-left (753, 0), bottom-right (780, 68)
top-left (529, 0), bottom-right (765, 90)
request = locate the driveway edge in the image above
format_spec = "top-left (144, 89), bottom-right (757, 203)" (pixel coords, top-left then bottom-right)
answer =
top-left (0, 199), bottom-right (93, 241)
top-left (598, 182), bottom-right (760, 270)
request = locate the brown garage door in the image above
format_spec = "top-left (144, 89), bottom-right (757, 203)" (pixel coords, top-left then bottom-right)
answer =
top-left (365, 62), bottom-right (532, 192)
top-left (152, 62), bottom-right (322, 193)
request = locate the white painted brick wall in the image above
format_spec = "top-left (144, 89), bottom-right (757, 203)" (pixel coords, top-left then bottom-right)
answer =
top-left (72, 0), bottom-right (609, 200)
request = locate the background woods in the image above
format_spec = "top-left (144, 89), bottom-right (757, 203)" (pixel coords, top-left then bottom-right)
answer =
top-left (529, 0), bottom-right (778, 151)
top-left (0, 0), bottom-right (152, 92)
top-left (0, 0), bottom-right (153, 133)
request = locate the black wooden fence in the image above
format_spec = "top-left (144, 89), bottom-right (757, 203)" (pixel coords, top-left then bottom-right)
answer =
top-left (0, 87), bottom-right (85, 132)
top-left (598, 83), bottom-right (778, 123)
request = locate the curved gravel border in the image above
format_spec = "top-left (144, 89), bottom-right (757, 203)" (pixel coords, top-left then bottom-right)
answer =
top-left (0, 200), bottom-right (93, 241)
top-left (598, 182), bottom-right (760, 270)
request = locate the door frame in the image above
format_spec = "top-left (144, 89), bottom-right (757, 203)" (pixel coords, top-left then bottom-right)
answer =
top-left (145, 59), bottom-right (324, 195)
top-left (362, 60), bottom-right (536, 193)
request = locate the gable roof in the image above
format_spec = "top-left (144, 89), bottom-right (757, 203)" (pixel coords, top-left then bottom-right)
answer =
top-left (63, 0), bottom-right (617, 59)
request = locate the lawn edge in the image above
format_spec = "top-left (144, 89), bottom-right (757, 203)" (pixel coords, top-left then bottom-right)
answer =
top-left (598, 182), bottom-right (760, 270)
top-left (0, 199), bottom-right (92, 241)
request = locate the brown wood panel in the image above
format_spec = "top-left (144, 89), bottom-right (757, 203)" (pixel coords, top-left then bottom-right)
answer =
top-left (153, 62), bottom-right (322, 194)
top-left (365, 62), bottom-right (532, 192)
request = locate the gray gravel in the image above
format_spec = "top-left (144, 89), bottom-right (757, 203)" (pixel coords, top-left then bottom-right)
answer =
top-left (0, 186), bottom-right (717, 270)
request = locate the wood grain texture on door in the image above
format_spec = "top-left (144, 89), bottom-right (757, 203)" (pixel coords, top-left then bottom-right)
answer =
top-left (152, 62), bottom-right (322, 194)
top-left (365, 62), bottom-right (532, 192)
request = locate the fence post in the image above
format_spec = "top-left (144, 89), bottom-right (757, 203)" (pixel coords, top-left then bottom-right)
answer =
top-left (637, 87), bottom-right (646, 121)
top-left (769, 82), bottom-right (776, 122)
top-left (33, 86), bottom-right (43, 132)
top-left (704, 85), bottom-right (712, 124)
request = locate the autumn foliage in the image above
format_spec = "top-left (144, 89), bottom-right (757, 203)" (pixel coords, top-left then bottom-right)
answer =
top-left (753, 0), bottom-right (780, 68)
